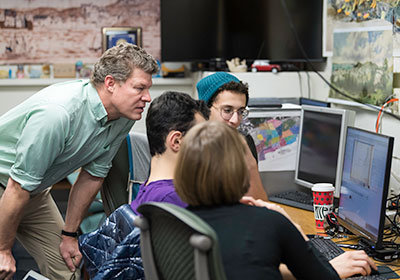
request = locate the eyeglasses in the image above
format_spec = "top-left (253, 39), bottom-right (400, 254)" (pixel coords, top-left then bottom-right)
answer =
top-left (213, 105), bottom-right (249, 121)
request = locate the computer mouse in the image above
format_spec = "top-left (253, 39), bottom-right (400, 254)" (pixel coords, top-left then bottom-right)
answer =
top-left (351, 268), bottom-right (379, 278)
top-left (370, 268), bottom-right (380, 276)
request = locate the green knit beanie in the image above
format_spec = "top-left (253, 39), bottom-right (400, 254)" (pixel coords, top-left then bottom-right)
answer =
top-left (196, 72), bottom-right (240, 103)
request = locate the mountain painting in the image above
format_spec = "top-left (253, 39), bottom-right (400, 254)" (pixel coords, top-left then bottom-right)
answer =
top-left (329, 27), bottom-right (393, 105)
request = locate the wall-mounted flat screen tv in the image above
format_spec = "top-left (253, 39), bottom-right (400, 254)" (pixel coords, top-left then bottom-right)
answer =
top-left (161, 0), bottom-right (323, 62)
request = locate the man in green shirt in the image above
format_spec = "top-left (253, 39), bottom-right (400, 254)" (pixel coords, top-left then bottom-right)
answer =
top-left (0, 42), bottom-right (158, 279)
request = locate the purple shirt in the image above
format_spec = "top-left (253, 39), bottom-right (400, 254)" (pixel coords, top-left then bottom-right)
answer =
top-left (130, 179), bottom-right (187, 214)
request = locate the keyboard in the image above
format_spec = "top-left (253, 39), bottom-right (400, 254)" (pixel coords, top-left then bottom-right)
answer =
top-left (346, 276), bottom-right (386, 280)
top-left (308, 237), bottom-right (345, 260)
top-left (309, 238), bottom-right (389, 280)
top-left (269, 190), bottom-right (314, 211)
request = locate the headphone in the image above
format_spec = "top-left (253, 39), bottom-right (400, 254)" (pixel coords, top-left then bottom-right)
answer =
top-left (324, 212), bottom-right (339, 236)
top-left (324, 212), bottom-right (352, 236)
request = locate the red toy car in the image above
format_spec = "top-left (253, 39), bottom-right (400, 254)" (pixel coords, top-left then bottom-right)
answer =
top-left (251, 60), bottom-right (281, 73)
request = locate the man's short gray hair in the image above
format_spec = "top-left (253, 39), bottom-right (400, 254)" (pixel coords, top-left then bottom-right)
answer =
top-left (91, 42), bottom-right (158, 87)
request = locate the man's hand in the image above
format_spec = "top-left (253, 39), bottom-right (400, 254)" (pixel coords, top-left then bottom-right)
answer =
top-left (241, 196), bottom-right (290, 219)
top-left (0, 249), bottom-right (16, 280)
top-left (240, 196), bottom-right (308, 240)
top-left (329, 251), bottom-right (377, 279)
top-left (0, 178), bottom-right (30, 280)
top-left (59, 236), bottom-right (82, 272)
top-left (61, 169), bottom-right (103, 272)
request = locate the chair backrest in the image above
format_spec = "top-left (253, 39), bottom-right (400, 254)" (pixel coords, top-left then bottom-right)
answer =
top-left (101, 132), bottom-right (151, 216)
top-left (134, 202), bottom-right (227, 280)
top-left (126, 132), bottom-right (151, 202)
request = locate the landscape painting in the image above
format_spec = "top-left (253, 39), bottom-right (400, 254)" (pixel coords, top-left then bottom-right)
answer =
top-left (329, 26), bottom-right (393, 105)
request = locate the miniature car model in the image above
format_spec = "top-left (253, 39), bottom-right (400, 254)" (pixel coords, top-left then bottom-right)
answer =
top-left (251, 60), bottom-right (281, 73)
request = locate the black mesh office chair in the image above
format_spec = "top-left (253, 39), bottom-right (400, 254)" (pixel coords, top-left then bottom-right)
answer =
top-left (134, 202), bottom-right (227, 280)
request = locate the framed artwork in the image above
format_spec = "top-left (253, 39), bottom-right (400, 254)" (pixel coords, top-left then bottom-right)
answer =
top-left (102, 27), bottom-right (142, 52)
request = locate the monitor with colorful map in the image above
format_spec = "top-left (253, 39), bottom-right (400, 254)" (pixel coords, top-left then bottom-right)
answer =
top-left (239, 108), bottom-right (301, 172)
top-left (294, 105), bottom-right (355, 197)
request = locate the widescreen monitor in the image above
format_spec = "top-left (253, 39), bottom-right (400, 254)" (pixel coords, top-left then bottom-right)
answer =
top-left (294, 106), bottom-right (355, 197)
top-left (338, 127), bottom-right (393, 249)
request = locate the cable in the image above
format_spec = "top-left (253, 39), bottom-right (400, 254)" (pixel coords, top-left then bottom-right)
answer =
top-left (297, 71), bottom-right (303, 97)
top-left (278, 0), bottom-right (400, 122)
top-left (375, 98), bottom-right (399, 133)
top-left (391, 171), bottom-right (400, 185)
top-left (255, 40), bottom-right (265, 61)
top-left (305, 70), bottom-right (311, 98)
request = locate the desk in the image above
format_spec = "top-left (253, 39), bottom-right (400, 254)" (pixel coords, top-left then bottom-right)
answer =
top-left (280, 204), bottom-right (318, 235)
top-left (279, 204), bottom-right (400, 277)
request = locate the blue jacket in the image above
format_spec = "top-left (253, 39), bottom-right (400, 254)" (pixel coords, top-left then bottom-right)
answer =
top-left (79, 204), bottom-right (144, 279)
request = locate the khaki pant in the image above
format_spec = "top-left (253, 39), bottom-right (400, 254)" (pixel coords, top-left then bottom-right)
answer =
top-left (0, 187), bottom-right (80, 280)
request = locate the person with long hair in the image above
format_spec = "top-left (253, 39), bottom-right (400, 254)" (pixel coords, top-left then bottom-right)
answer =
top-left (174, 121), bottom-right (376, 280)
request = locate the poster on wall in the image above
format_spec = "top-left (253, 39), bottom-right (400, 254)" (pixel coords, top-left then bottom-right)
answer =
top-left (239, 109), bottom-right (301, 172)
top-left (329, 25), bottom-right (393, 105)
top-left (323, 0), bottom-right (335, 56)
top-left (324, 0), bottom-right (399, 57)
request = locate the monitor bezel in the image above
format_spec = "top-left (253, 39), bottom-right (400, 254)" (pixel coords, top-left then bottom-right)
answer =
top-left (337, 127), bottom-right (393, 249)
top-left (294, 105), bottom-right (355, 197)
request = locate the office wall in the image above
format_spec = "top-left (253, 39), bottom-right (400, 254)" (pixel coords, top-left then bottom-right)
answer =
top-left (0, 0), bottom-right (161, 63)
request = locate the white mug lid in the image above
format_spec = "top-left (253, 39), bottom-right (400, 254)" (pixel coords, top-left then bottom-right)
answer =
top-left (312, 183), bottom-right (334, 192)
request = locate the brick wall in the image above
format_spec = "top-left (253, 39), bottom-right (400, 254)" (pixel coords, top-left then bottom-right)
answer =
top-left (0, 0), bottom-right (161, 64)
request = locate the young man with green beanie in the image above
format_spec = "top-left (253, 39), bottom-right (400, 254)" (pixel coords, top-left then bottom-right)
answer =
top-left (196, 72), bottom-right (268, 201)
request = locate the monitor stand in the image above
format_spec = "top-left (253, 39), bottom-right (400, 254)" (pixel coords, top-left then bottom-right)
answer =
top-left (357, 237), bottom-right (400, 262)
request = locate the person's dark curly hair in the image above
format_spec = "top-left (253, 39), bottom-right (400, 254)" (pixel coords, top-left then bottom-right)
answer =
top-left (207, 81), bottom-right (249, 107)
top-left (146, 91), bottom-right (210, 156)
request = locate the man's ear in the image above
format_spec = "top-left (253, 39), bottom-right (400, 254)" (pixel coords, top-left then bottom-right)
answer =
top-left (104, 75), bottom-right (116, 92)
top-left (167, 131), bottom-right (183, 153)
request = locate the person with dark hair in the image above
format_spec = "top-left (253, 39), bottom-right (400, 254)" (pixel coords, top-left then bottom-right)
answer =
top-left (0, 42), bottom-right (158, 279)
top-left (130, 91), bottom-right (209, 214)
top-left (175, 121), bottom-right (377, 280)
top-left (196, 72), bottom-right (268, 201)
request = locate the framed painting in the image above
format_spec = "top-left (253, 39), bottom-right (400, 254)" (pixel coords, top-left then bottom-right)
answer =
top-left (102, 27), bottom-right (142, 52)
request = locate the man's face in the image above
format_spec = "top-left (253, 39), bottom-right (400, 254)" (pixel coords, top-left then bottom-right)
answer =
top-left (209, 90), bottom-right (247, 129)
top-left (110, 68), bottom-right (152, 120)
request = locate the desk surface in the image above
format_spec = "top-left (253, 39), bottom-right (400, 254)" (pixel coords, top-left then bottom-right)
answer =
top-left (279, 204), bottom-right (400, 277)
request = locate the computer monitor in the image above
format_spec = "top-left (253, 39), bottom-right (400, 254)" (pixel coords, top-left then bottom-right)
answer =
top-left (294, 106), bottom-right (355, 197)
top-left (299, 97), bottom-right (330, 107)
top-left (338, 127), bottom-right (393, 249)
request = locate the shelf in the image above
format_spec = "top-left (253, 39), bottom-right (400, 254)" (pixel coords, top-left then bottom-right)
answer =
top-left (0, 78), bottom-right (71, 86)
top-left (152, 77), bottom-right (193, 85)
top-left (0, 77), bottom-right (194, 87)
top-left (328, 98), bottom-right (382, 111)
